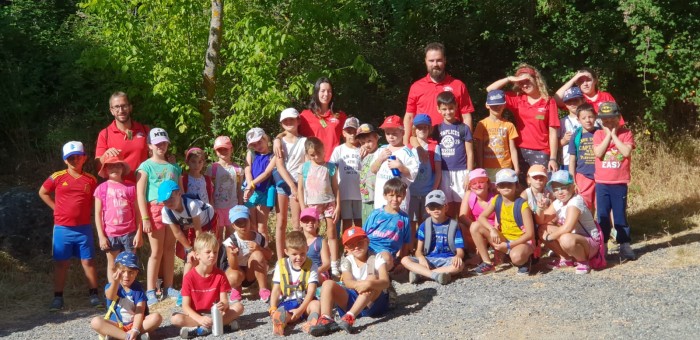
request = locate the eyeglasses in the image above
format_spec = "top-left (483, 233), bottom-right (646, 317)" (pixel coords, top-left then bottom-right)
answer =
top-left (111, 104), bottom-right (130, 110)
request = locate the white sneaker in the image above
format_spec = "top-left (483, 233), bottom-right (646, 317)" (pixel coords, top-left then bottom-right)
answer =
top-left (620, 243), bottom-right (636, 260)
top-left (408, 271), bottom-right (418, 284)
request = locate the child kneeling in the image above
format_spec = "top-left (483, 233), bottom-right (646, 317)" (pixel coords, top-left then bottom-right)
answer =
top-left (171, 233), bottom-right (243, 339)
top-left (401, 190), bottom-right (465, 285)
top-left (91, 252), bottom-right (162, 340)
top-left (310, 227), bottom-right (391, 336)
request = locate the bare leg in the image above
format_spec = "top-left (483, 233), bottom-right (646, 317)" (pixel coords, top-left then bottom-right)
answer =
top-left (470, 223), bottom-right (492, 264)
top-left (80, 259), bottom-right (99, 289)
top-left (326, 217), bottom-right (338, 264)
top-left (248, 250), bottom-right (269, 290)
top-left (146, 227), bottom-right (165, 291)
top-left (319, 280), bottom-right (349, 317)
top-left (275, 194), bottom-right (289, 259)
top-left (162, 226), bottom-right (177, 288)
top-left (53, 260), bottom-right (70, 292)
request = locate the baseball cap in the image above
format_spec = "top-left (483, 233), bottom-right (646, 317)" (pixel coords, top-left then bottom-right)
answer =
top-left (229, 205), bottom-right (250, 223)
top-left (495, 168), bottom-right (518, 184)
top-left (486, 90), bottom-right (506, 105)
top-left (300, 207), bottom-right (319, 221)
top-left (246, 127), bottom-right (266, 146)
top-left (149, 128), bottom-right (170, 145)
top-left (598, 102), bottom-right (620, 118)
top-left (379, 115), bottom-right (403, 130)
top-left (547, 170), bottom-right (574, 188)
top-left (98, 154), bottom-right (131, 179)
top-left (279, 108), bottom-right (300, 122)
top-left (115, 251), bottom-right (141, 270)
top-left (62, 141), bottom-right (85, 160)
top-left (343, 117), bottom-right (360, 130)
top-left (425, 190), bottom-right (446, 207)
top-left (214, 136), bottom-right (232, 150)
top-left (157, 179), bottom-right (180, 203)
top-left (562, 86), bottom-right (584, 102)
top-left (527, 164), bottom-right (547, 178)
top-left (356, 124), bottom-right (376, 138)
top-left (468, 168), bottom-right (489, 183)
top-left (342, 226), bottom-right (367, 246)
top-left (413, 114), bottom-right (432, 127)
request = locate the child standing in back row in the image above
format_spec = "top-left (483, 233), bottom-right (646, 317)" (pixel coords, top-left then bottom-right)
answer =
top-left (557, 86), bottom-right (586, 167)
top-left (183, 148), bottom-right (213, 205)
top-left (568, 103), bottom-right (599, 211)
top-left (244, 128), bottom-right (277, 240)
top-left (474, 90), bottom-right (519, 181)
top-left (357, 124), bottom-right (381, 222)
top-left (39, 141), bottom-right (101, 311)
top-left (330, 117), bottom-right (363, 229)
top-left (206, 136), bottom-right (243, 238)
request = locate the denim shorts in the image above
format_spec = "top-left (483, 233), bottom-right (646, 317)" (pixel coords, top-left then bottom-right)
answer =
top-left (106, 232), bottom-right (137, 253)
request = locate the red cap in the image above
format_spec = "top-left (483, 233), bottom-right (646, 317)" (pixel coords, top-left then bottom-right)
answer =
top-left (342, 226), bottom-right (367, 246)
top-left (380, 115), bottom-right (403, 130)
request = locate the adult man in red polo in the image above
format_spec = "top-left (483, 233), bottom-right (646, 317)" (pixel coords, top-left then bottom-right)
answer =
top-left (403, 42), bottom-right (475, 146)
top-left (95, 92), bottom-right (150, 183)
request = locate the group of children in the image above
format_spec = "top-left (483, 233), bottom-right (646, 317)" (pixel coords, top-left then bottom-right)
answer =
top-left (39, 77), bottom-right (635, 338)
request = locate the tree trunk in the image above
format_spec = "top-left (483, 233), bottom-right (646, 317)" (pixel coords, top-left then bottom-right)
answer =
top-left (200, 0), bottom-right (223, 130)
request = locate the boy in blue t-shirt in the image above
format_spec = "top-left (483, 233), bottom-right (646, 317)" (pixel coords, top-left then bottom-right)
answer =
top-left (568, 103), bottom-right (598, 211)
top-left (363, 178), bottom-right (411, 270)
top-left (431, 91), bottom-right (474, 217)
top-left (401, 190), bottom-right (465, 285)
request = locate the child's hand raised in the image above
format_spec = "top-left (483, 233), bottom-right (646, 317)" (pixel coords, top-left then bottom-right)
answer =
top-left (112, 268), bottom-right (123, 283)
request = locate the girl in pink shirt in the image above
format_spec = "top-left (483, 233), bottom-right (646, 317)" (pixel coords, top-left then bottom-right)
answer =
top-left (460, 169), bottom-right (496, 256)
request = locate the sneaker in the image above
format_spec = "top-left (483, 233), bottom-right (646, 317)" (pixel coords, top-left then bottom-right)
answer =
top-left (309, 316), bottom-right (338, 337)
top-left (547, 258), bottom-right (575, 269)
top-left (224, 320), bottom-right (239, 333)
top-left (331, 266), bottom-right (340, 278)
top-left (620, 243), bottom-right (636, 261)
top-left (229, 289), bottom-right (242, 303)
top-left (259, 288), bottom-right (271, 303)
top-left (140, 332), bottom-right (151, 340)
top-left (408, 271), bottom-right (419, 284)
top-left (473, 262), bottom-right (495, 275)
top-left (386, 281), bottom-right (398, 309)
top-left (146, 290), bottom-right (158, 306)
top-left (575, 262), bottom-right (591, 274)
top-left (271, 305), bottom-right (288, 336)
top-left (180, 326), bottom-right (211, 339)
top-left (435, 272), bottom-right (451, 285)
top-left (302, 312), bottom-right (320, 333)
top-left (89, 293), bottom-right (104, 309)
top-left (516, 262), bottom-right (530, 276)
top-left (164, 287), bottom-right (180, 300)
top-left (337, 313), bottom-right (355, 334)
top-left (49, 296), bottom-right (64, 312)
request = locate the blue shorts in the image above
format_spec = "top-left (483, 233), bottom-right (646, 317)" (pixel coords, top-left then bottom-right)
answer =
top-left (106, 232), bottom-right (136, 253)
top-left (277, 299), bottom-right (308, 319)
top-left (245, 185), bottom-right (276, 208)
top-left (338, 288), bottom-right (389, 318)
top-left (53, 225), bottom-right (95, 261)
top-left (407, 256), bottom-right (454, 269)
top-left (276, 181), bottom-right (292, 196)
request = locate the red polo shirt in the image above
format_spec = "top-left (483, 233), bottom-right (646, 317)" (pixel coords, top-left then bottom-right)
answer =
top-left (505, 92), bottom-right (560, 153)
top-left (298, 109), bottom-right (347, 161)
top-left (405, 74), bottom-right (475, 125)
top-left (42, 170), bottom-right (97, 226)
top-left (95, 121), bottom-right (149, 182)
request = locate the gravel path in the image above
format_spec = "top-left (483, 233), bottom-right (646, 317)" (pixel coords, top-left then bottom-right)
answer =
top-left (3, 237), bottom-right (700, 339)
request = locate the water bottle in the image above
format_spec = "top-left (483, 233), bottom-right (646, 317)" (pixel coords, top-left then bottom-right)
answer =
top-left (211, 302), bottom-right (223, 336)
top-left (388, 155), bottom-right (401, 177)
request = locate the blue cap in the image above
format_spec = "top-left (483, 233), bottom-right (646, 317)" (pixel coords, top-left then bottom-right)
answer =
top-left (157, 179), bottom-right (180, 203)
top-left (547, 170), bottom-right (574, 189)
top-left (115, 251), bottom-right (141, 270)
top-left (562, 86), bottom-right (584, 102)
top-left (413, 114), bottom-right (432, 127)
top-left (486, 90), bottom-right (506, 105)
top-left (229, 205), bottom-right (250, 223)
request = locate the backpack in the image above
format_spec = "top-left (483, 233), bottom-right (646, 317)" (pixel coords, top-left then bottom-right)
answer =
top-left (278, 258), bottom-right (313, 298)
top-left (217, 232), bottom-right (266, 271)
top-left (494, 195), bottom-right (540, 258)
top-left (163, 193), bottom-right (211, 230)
top-left (182, 174), bottom-right (214, 204)
top-left (422, 218), bottom-right (459, 255)
top-left (301, 161), bottom-right (336, 184)
top-left (579, 221), bottom-right (607, 270)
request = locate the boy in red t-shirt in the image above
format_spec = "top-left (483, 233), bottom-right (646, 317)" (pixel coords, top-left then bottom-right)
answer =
top-left (593, 102), bottom-right (636, 260)
top-left (171, 233), bottom-right (244, 338)
top-left (39, 141), bottom-right (100, 311)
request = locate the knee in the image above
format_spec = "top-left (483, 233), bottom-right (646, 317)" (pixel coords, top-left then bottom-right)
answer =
top-left (558, 234), bottom-right (576, 250)
top-left (90, 316), bottom-right (103, 331)
top-left (147, 312), bottom-right (163, 326)
top-left (469, 221), bottom-right (481, 234)
top-left (170, 313), bottom-right (185, 326)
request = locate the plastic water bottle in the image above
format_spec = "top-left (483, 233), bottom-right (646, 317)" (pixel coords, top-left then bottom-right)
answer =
top-left (388, 155), bottom-right (400, 177)
top-left (211, 302), bottom-right (223, 336)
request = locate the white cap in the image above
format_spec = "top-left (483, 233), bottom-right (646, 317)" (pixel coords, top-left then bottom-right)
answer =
top-left (343, 117), bottom-right (360, 130)
top-left (279, 108), bottom-right (300, 122)
top-left (149, 128), bottom-right (170, 145)
top-left (495, 168), bottom-right (519, 184)
top-left (62, 141), bottom-right (85, 160)
top-left (246, 127), bottom-right (266, 146)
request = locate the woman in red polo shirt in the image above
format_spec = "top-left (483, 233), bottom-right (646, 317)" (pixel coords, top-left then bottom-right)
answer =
top-left (486, 64), bottom-right (560, 174)
top-left (297, 77), bottom-right (347, 161)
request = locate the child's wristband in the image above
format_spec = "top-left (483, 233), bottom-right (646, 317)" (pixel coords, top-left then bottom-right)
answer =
top-left (141, 216), bottom-right (150, 221)
top-left (506, 241), bottom-right (511, 254)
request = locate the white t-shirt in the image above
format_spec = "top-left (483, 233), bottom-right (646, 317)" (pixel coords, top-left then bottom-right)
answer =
top-left (282, 136), bottom-right (307, 182)
top-left (329, 144), bottom-right (362, 201)
top-left (340, 254), bottom-right (386, 281)
top-left (185, 175), bottom-right (209, 205)
top-left (553, 194), bottom-right (599, 240)
top-left (373, 145), bottom-right (419, 211)
top-left (161, 198), bottom-right (215, 228)
top-left (272, 258), bottom-right (319, 302)
top-left (222, 232), bottom-right (267, 267)
top-left (559, 115), bottom-right (581, 166)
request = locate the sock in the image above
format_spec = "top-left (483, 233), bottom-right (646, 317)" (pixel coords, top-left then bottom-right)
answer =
top-left (430, 272), bottom-right (440, 281)
top-left (346, 312), bottom-right (355, 318)
top-left (88, 288), bottom-right (98, 296)
top-left (54, 292), bottom-right (63, 298)
top-left (322, 314), bottom-right (333, 320)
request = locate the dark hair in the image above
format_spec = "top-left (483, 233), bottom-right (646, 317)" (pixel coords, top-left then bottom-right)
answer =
top-left (304, 136), bottom-right (324, 154)
top-left (424, 42), bottom-right (445, 56)
top-left (308, 77), bottom-right (334, 115)
top-left (576, 103), bottom-right (596, 117)
top-left (383, 177), bottom-right (407, 196)
top-left (436, 91), bottom-right (456, 106)
top-left (578, 67), bottom-right (599, 81)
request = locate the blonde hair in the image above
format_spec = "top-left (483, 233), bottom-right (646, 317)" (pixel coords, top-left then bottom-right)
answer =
top-left (513, 63), bottom-right (550, 101)
top-left (285, 231), bottom-right (307, 250)
top-left (194, 232), bottom-right (218, 252)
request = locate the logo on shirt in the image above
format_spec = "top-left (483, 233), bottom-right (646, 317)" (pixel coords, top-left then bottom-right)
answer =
top-left (62, 181), bottom-right (68, 186)
top-left (443, 86), bottom-right (454, 92)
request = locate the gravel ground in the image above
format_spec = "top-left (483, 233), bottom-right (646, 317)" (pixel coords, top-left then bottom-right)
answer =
top-left (3, 239), bottom-right (700, 339)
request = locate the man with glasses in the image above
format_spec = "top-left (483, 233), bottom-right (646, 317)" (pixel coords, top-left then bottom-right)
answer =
top-left (95, 92), bottom-right (150, 183)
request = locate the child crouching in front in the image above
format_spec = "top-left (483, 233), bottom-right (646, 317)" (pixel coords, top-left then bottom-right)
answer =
top-left (91, 252), bottom-right (162, 340)
top-left (171, 233), bottom-right (244, 339)
top-left (401, 190), bottom-right (465, 285)
top-left (269, 231), bottom-right (321, 336)
top-left (309, 227), bottom-right (391, 336)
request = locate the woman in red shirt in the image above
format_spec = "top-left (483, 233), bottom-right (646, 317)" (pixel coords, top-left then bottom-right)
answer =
top-left (487, 64), bottom-right (560, 174)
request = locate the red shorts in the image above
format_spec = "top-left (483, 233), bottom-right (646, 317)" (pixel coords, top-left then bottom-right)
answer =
top-left (148, 202), bottom-right (166, 231)
top-left (575, 173), bottom-right (596, 211)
